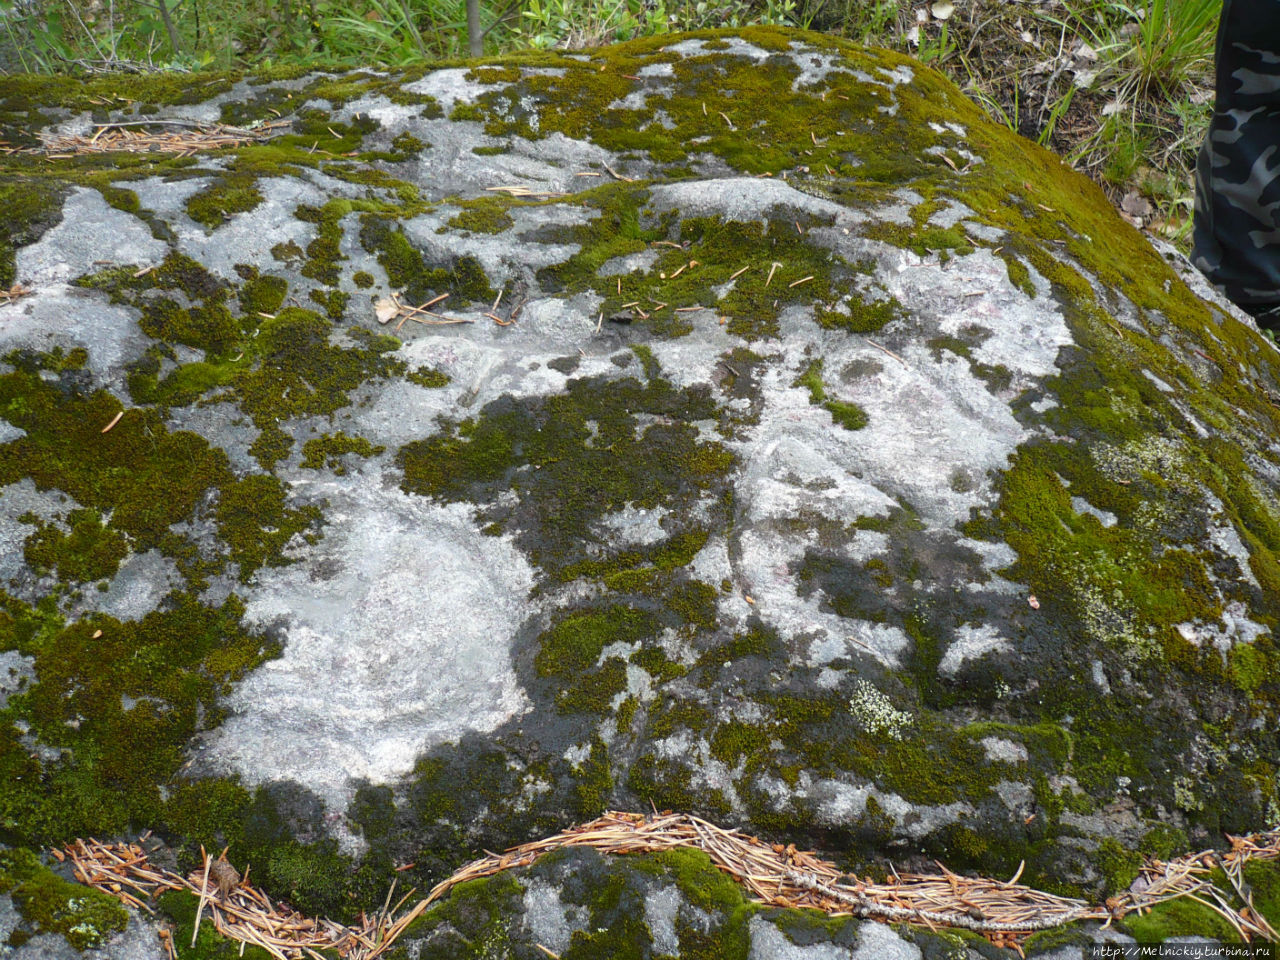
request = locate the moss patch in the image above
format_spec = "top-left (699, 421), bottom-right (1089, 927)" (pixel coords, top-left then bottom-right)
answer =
top-left (185, 174), bottom-right (265, 229)
top-left (794, 358), bottom-right (868, 430)
top-left (0, 591), bottom-right (277, 845)
top-left (0, 847), bottom-right (128, 950)
top-left (300, 431), bottom-right (386, 473)
top-left (398, 367), bottom-right (733, 576)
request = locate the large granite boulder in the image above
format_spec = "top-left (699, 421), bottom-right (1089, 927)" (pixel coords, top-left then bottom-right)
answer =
top-left (2, 26), bottom-right (1279, 955)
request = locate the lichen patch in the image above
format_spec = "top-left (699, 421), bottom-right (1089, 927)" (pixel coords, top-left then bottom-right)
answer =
top-left (204, 487), bottom-right (534, 810)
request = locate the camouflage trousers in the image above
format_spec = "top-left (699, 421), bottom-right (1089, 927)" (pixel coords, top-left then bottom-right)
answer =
top-left (1192, 0), bottom-right (1280, 324)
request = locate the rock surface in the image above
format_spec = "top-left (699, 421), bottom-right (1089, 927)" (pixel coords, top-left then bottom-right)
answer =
top-left (2, 26), bottom-right (1280, 955)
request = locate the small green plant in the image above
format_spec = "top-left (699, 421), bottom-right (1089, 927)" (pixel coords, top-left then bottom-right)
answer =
top-left (1105, 0), bottom-right (1219, 95)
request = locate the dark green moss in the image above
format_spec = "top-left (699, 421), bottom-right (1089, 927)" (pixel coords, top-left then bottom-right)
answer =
top-left (360, 216), bottom-right (496, 305)
top-left (0, 593), bottom-right (277, 844)
top-left (0, 180), bottom-right (65, 288)
top-left (626, 754), bottom-right (731, 819)
top-left (0, 367), bottom-right (232, 550)
top-left (398, 372), bottom-right (732, 575)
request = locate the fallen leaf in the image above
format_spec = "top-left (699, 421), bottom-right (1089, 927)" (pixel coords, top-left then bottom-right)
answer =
top-left (1073, 68), bottom-right (1098, 90)
top-left (930, 0), bottom-right (954, 19)
top-left (375, 298), bottom-right (398, 324)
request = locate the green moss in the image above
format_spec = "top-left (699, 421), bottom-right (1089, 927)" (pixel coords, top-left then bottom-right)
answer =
top-left (631, 646), bottom-right (687, 683)
top-left (22, 508), bottom-right (128, 584)
top-left (215, 474), bottom-right (323, 582)
top-left (0, 593), bottom-right (277, 844)
top-left (237, 272), bottom-right (288, 315)
top-left (1121, 883), bottom-right (1243, 943)
top-left (308, 286), bottom-right (350, 320)
top-left (0, 171), bottom-right (100, 284)
top-left (271, 239), bottom-right (304, 264)
top-left (570, 737), bottom-right (614, 817)
top-left (536, 605), bottom-right (657, 678)
top-left (0, 847), bottom-right (128, 950)
top-left (710, 720), bottom-right (771, 766)
top-left (1095, 837), bottom-right (1142, 895)
top-left (540, 193), bottom-right (858, 340)
top-left (0, 367), bottom-right (232, 550)
top-left (1229, 642), bottom-right (1270, 693)
top-left (78, 251), bottom-right (242, 357)
top-left (352, 270), bottom-right (375, 289)
top-left (793, 359), bottom-right (868, 430)
top-left (446, 196), bottom-right (514, 234)
top-left (406, 870), bottom-right (525, 960)
top-left (228, 309), bottom-right (406, 468)
top-left (365, 131), bottom-right (429, 162)
top-left (467, 65), bottom-right (522, 84)
top-left (1138, 823), bottom-right (1187, 860)
top-left (185, 174), bottom-right (264, 229)
top-left (360, 216), bottom-right (496, 304)
top-left (557, 657), bottom-right (628, 714)
top-left (156, 889), bottom-right (275, 959)
top-left (398, 372), bottom-right (732, 575)
top-left (406, 366), bottom-right (451, 388)
top-left (814, 292), bottom-right (902, 334)
top-left (300, 431), bottom-right (386, 473)
top-left (626, 754), bottom-right (731, 819)
top-left (98, 184), bottom-right (140, 215)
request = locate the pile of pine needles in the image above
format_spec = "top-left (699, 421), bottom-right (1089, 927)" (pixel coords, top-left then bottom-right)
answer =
top-left (6, 118), bottom-right (291, 158)
top-left (61, 836), bottom-right (421, 959)
top-left (62, 811), bottom-right (1280, 959)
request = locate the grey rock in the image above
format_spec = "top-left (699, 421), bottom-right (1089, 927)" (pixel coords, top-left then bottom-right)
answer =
top-left (2, 26), bottom-right (1276, 956)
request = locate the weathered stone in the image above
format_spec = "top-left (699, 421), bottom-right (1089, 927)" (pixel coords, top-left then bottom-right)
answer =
top-left (2, 25), bottom-right (1278, 954)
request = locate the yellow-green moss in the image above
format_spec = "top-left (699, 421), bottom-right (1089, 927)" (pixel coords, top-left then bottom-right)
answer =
top-left (794, 358), bottom-right (868, 430)
top-left (185, 173), bottom-right (264, 229)
top-left (21, 508), bottom-right (128, 584)
top-left (0, 847), bottom-right (128, 950)
top-left (445, 196), bottom-right (515, 234)
top-left (300, 431), bottom-right (385, 473)
top-left (215, 474), bottom-right (323, 582)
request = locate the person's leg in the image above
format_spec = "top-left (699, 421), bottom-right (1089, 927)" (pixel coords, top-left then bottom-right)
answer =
top-left (1192, 0), bottom-right (1280, 328)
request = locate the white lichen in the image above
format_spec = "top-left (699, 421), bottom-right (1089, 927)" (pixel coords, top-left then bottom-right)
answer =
top-left (848, 679), bottom-right (912, 741)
